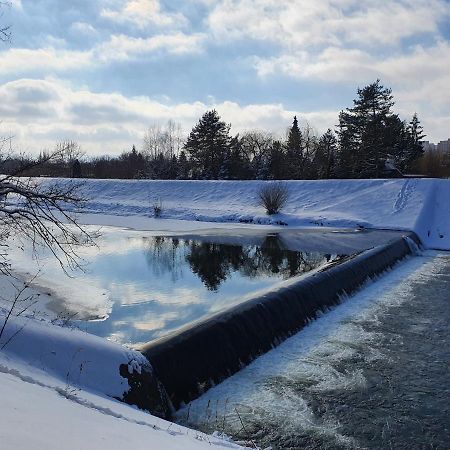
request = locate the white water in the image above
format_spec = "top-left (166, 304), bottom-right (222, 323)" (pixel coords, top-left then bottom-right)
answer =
top-left (177, 251), bottom-right (448, 447)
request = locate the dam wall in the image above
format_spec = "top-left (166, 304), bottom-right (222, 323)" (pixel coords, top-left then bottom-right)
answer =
top-left (141, 232), bottom-right (420, 410)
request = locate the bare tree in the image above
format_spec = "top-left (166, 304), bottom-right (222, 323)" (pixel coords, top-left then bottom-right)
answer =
top-left (240, 131), bottom-right (274, 178)
top-left (0, 141), bottom-right (93, 275)
top-left (0, 1), bottom-right (11, 42)
top-left (142, 120), bottom-right (183, 159)
top-left (55, 140), bottom-right (85, 165)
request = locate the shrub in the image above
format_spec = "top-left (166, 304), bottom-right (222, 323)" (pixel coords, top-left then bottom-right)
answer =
top-left (257, 182), bottom-right (289, 215)
top-left (152, 198), bottom-right (163, 218)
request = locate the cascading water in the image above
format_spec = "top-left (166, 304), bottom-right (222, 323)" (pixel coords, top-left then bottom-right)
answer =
top-left (141, 232), bottom-right (420, 410)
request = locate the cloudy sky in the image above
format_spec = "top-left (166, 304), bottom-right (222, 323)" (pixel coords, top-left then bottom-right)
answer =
top-left (1, 0), bottom-right (450, 155)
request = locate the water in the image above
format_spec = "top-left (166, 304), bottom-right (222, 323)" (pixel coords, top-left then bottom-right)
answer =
top-left (75, 233), bottom-right (341, 346)
top-left (177, 252), bottom-right (450, 449)
top-left (10, 226), bottom-right (406, 348)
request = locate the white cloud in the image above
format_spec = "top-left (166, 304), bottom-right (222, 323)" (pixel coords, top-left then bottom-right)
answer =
top-left (2, 0), bottom-right (449, 146)
top-left (98, 32), bottom-right (205, 60)
top-left (254, 47), bottom-right (374, 81)
top-left (0, 78), bottom-right (336, 155)
top-left (70, 22), bottom-right (99, 37)
top-left (207, 0), bottom-right (450, 48)
top-left (101, 0), bottom-right (187, 29)
top-left (0, 31), bottom-right (205, 75)
top-left (0, 47), bottom-right (94, 75)
top-left (254, 39), bottom-right (450, 121)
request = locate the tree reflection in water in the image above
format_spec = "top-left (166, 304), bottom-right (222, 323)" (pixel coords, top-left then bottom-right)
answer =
top-left (144, 235), bottom-right (335, 291)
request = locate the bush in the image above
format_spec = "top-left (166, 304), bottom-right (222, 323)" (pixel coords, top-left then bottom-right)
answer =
top-left (152, 198), bottom-right (163, 218)
top-left (257, 182), bottom-right (289, 215)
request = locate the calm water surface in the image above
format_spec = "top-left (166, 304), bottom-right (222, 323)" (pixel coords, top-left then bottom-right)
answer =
top-left (79, 234), bottom-right (341, 345)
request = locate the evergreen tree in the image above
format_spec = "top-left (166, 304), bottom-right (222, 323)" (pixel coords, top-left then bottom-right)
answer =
top-left (285, 116), bottom-right (304, 178)
top-left (184, 110), bottom-right (231, 179)
top-left (314, 129), bottom-right (337, 179)
top-left (119, 145), bottom-right (145, 178)
top-left (336, 109), bottom-right (359, 178)
top-left (71, 159), bottom-right (82, 178)
top-left (168, 154), bottom-right (178, 179)
top-left (176, 150), bottom-right (190, 179)
top-left (268, 140), bottom-right (285, 179)
top-left (227, 136), bottom-right (251, 179)
top-left (337, 80), bottom-right (396, 178)
top-left (406, 113), bottom-right (425, 170)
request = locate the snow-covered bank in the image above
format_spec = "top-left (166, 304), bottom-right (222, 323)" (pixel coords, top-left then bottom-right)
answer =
top-left (0, 362), bottom-right (243, 450)
top-left (0, 310), bottom-right (245, 449)
top-left (38, 177), bottom-right (450, 250)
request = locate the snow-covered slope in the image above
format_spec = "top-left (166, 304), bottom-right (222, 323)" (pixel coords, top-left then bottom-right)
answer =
top-left (3, 176), bottom-right (449, 449)
top-left (0, 313), bottom-right (245, 450)
top-left (43, 177), bottom-right (450, 250)
top-left (0, 365), bottom-right (243, 450)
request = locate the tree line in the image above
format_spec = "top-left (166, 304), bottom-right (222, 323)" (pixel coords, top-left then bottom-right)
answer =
top-left (4, 80), bottom-right (435, 180)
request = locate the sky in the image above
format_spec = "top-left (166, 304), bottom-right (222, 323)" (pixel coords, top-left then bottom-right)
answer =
top-left (1, 0), bottom-right (450, 156)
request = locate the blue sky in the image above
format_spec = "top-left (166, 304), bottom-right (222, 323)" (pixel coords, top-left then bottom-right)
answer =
top-left (1, 0), bottom-right (450, 155)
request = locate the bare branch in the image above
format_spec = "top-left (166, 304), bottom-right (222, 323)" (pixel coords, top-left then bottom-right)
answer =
top-left (0, 152), bottom-right (94, 275)
top-left (0, 1), bottom-right (11, 43)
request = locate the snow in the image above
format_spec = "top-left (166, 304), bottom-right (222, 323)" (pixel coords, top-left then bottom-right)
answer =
top-left (0, 365), bottom-right (243, 450)
top-left (0, 301), bottom-right (246, 449)
top-left (2, 176), bottom-right (450, 449)
top-left (35, 177), bottom-right (450, 250)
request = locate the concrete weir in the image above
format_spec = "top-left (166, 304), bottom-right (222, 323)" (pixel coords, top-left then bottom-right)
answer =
top-left (140, 232), bottom-right (420, 412)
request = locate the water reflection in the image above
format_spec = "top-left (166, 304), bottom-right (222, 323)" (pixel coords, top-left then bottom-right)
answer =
top-left (144, 235), bottom-right (332, 291)
top-left (81, 234), bottom-right (342, 345)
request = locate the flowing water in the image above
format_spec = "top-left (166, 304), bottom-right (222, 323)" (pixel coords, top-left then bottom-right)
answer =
top-left (176, 252), bottom-right (450, 449)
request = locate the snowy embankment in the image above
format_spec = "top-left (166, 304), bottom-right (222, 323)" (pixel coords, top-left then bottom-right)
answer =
top-left (0, 298), bottom-right (245, 450)
top-left (44, 177), bottom-right (450, 250)
top-left (2, 177), bottom-right (449, 449)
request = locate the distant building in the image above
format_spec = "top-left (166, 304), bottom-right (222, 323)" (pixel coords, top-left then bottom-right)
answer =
top-left (437, 139), bottom-right (450, 153)
top-left (422, 141), bottom-right (437, 152)
top-left (422, 139), bottom-right (450, 153)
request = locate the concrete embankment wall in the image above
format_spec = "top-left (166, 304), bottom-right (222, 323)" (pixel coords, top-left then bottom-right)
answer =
top-left (141, 232), bottom-right (420, 410)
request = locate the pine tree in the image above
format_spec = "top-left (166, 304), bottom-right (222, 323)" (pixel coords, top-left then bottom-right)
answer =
top-left (314, 129), bottom-right (337, 179)
top-left (168, 154), bottom-right (178, 179)
top-left (176, 150), bottom-right (190, 179)
top-left (337, 80), bottom-right (396, 178)
top-left (285, 116), bottom-right (303, 178)
top-left (336, 110), bottom-right (359, 178)
top-left (268, 140), bottom-right (285, 179)
top-left (227, 136), bottom-right (251, 179)
top-left (406, 113), bottom-right (425, 170)
top-left (184, 110), bottom-right (231, 179)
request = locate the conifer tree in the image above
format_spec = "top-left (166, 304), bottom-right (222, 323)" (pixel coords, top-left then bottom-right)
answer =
top-left (285, 116), bottom-right (304, 178)
top-left (406, 113), bottom-right (425, 169)
top-left (184, 110), bottom-right (231, 179)
top-left (227, 136), bottom-right (251, 179)
top-left (337, 80), bottom-right (396, 177)
top-left (177, 150), bottom-right (190, 179)
top-left (314, 129), bottom-right (337, 179)
top-left (268, 140), bottom-right (285, 179)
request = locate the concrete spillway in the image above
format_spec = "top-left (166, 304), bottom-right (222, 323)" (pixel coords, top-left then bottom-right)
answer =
top-left (139, 232), bottom-right (420, 413)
